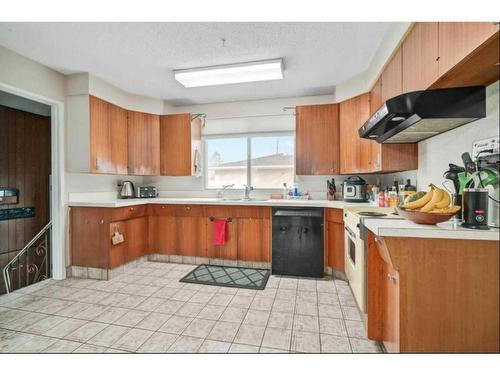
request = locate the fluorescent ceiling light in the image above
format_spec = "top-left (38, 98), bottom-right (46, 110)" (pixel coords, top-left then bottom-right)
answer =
top-left (174, 59), bottom-right (284, 88)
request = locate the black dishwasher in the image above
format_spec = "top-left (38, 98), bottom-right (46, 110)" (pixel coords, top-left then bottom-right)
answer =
top-left (272, 207), bottom-right (324, 278)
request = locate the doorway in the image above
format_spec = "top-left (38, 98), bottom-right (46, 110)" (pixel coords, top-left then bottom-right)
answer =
top-left (0, 90), bottom-right (52, 294)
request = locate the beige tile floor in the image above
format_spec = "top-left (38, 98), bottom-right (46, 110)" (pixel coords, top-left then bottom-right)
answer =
top-left (0, 261), bottom-right (381, 353)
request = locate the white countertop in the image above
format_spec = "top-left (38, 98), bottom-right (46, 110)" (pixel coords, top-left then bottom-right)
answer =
top-left (67, 196), bottom-right (370, 209)
top-left (363, 217), bottom-right (499, 241)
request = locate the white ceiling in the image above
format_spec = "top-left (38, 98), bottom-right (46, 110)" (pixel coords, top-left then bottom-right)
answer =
top-left (0, 22), bottom-right (394, 105)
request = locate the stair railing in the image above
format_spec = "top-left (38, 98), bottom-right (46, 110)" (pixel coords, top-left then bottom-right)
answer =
top-left (2, 221), bottom-right (52, 294)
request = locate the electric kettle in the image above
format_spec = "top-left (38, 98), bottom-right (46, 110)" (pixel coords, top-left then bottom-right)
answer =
top-left (118, 181), bottom-right (135, 199)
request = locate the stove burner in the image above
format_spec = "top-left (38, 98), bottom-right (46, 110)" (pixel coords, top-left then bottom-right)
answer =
top-left (358, 211), bottom-right (387, 217)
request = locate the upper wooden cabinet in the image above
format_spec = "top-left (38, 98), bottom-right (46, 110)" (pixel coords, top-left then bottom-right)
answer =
top-left (381, 48), bottom-right (403, 102)
top-left (340, 93), bottom-right (418, 174)
top-left (160, 114), bottom-right (202, 176)
top-left (89, 96), bottom-right (128, 174)
top-left (402, 22), bottom-right (439, 93)
top-left (339, 93), bottom-right (373, 174)
top-left (438, 22), bottom-right (499, 77)
top-left (127, 110), bottom-right (160, 176)
top-left (296, 104), bottom-right (340, 175)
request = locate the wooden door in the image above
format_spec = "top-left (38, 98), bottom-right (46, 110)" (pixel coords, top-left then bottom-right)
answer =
top-left (160, 113), bottom-right (192, 176)
top-left (109, 103), bottom-right (128, 174)
top-left (125, 217), bottom-right (148, 262)
top-left (339, 93), bottom-right (373, 174)
top-left (381, 48), bottom-right (403, 102)
top-left (206, 218), bottom-right (238, 260)
top-left (296, 104), bottom-right (339, 175)
top-left (438, 22), bottom-right (500, 76)
top-left (109, 221), bottom-right (127, 268)
top-left (402, 22), bottom-right (439, 92)
top-left (149, 215), bottom-right (177, 254)
top-left (177, 216), bottom-right (207, 257)
top-left (89, 95), bottom-right (112, 173)
top-left (237, 218), bottom-right (270, 262)
top-left (127, 111), bottom-right (160, 175)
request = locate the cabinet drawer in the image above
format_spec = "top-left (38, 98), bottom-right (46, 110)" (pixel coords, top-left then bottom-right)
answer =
top-left (173, 204), bottom-right (204, 217)
top-left (232, 206), bottom-right (271, 219)
top-left (150, 204), bottom-right (177, 216)
top-left (111, 204), bottom-right (147, 221)
top-left (325, 208), bottom-right (343, 223)
top-left (203, 205), bottom-right (235, 220)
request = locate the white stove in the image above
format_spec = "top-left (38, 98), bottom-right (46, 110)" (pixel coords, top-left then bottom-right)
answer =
top-left (343, 207), bottom-right (404, 313)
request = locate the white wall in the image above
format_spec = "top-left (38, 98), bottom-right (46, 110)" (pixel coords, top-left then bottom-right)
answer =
top-left (417, 81), bottom-right (499, 190)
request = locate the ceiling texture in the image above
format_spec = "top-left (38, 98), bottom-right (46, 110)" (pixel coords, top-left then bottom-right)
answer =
top-left (0, 22), bottom-right (394, 105)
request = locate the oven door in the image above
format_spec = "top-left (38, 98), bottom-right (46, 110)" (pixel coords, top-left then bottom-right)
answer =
top-left (344, 224), bottom-right (366, 312)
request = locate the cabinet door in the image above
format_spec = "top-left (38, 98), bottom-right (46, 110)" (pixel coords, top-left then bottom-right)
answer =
top-left (127, 111), bottom-right (160, 175)
top-left (177, 216), bottom-right (207, 257)
top-left (326, 221), bottom-right (344, 272)
top-left (381, 48), bottom-right (403, 102)
top-left (339, 93), bottom-right (372, 173)
top-left (109, 221), bottom-right (127, 268)
top-left (89, 96), bottom-right (112, 173)
top-left (125, 217), bottom-right (148, 262)
top-left (237, 218), bottom-right (270, 262)
top-left (149, 215), bottom-right (177, 254)
top-left (402, 22), bottom-right (439, 92)
top-left (206, 218), bottom-right (237, 260)
top-left (296, 104), bottom-right (339, 175)
top-left (109, 103), bottom-right (128, 175)
top-left (438, 22), bottom-right (500, 76)
top-left (160, 113), bottom-right (192, 176)
top-left (382, 258), bottom-right (400, 353)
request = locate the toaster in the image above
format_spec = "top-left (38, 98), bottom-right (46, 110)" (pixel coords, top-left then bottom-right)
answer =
top-left (136, 186), bottom-right (158, 198)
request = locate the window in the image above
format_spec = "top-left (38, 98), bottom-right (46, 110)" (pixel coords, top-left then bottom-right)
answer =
top-left (205, 134), bottom-right (295, 189)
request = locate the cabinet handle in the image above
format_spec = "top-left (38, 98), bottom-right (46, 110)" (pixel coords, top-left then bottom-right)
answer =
top-left (387, 273), bottom-right (397, 282)
top-left (129, 207), bottom-right (134, 211)
top-left (186, 206), bottom-right (191, 210)
top-left (99, 219), bottom-right (104, 225)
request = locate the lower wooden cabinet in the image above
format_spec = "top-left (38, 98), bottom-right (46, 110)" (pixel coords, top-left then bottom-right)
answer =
top-left (325, 208), bottom-right (345, 272)
top-left (149, 215), bottom-right (177, 254)
top-left (206, 218), bottom-right (237, 260)
top-left (177, 216), bottom-right (207, 257)
top-left (70, 207), bottom-right (148, 269)
top-left (237, 218), bottom-right (271, 262)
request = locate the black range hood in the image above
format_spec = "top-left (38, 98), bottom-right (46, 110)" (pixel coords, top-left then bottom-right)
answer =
top-left (358, 86), bottom-right (486, 144)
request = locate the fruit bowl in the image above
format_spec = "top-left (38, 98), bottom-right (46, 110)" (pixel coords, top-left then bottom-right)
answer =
top-left (396, 207), bottom-right (457, 225)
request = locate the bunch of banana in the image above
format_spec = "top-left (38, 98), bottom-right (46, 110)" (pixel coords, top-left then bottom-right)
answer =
top-left (401, 184), bottom-right (456, 213)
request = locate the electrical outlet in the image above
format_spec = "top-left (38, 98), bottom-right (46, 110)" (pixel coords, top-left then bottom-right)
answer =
top-left (472, 137), bottom-right (499, 159)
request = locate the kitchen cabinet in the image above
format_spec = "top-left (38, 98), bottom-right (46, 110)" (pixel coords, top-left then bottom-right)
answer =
top-left (438, 22), bottom-right (499, 77)
top-left (149, 215), bottom-right (177, 254)
top-left (127, 110), bottom-right (160, 175)
top-left (339, 93), bottom-right (373, 174)
top-left (381, 48), bottom-right (402, 102)
top-left (70, 206), bottom-right (148, 270)
top-left (125, 216), bottom-right (148, 261)
top-left (296, 104), bottom-right (340, 175)
top-left (367, 231), bottom-right (499, 353)
top-left (177, 216), bottom-right (207, 257)
top-left (206, 218), bottom-right (238, 260)
top-left (402, 22), bottom-right (439, 93)
top-left (89, 96), bottom-right (128, 174)
top-left (237, 218), bottom-right (271, 262)
top-left (324, 208), bottom-right (344, 272)
top-left (160, 113), bottom-right (202, 176)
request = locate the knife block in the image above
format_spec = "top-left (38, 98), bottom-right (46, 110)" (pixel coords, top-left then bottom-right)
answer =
top-left (327, 192), bottom-right (336, 201)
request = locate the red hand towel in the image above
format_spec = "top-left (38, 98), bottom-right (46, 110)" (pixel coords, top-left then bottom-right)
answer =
top-left (213, 219), bottom-right (227, 245)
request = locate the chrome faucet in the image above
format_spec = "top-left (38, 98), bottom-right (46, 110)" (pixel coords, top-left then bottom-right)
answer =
top-left (217, 184), bottom-right (234, 199)
top-left (243, 184), bottom-right (254, 200)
